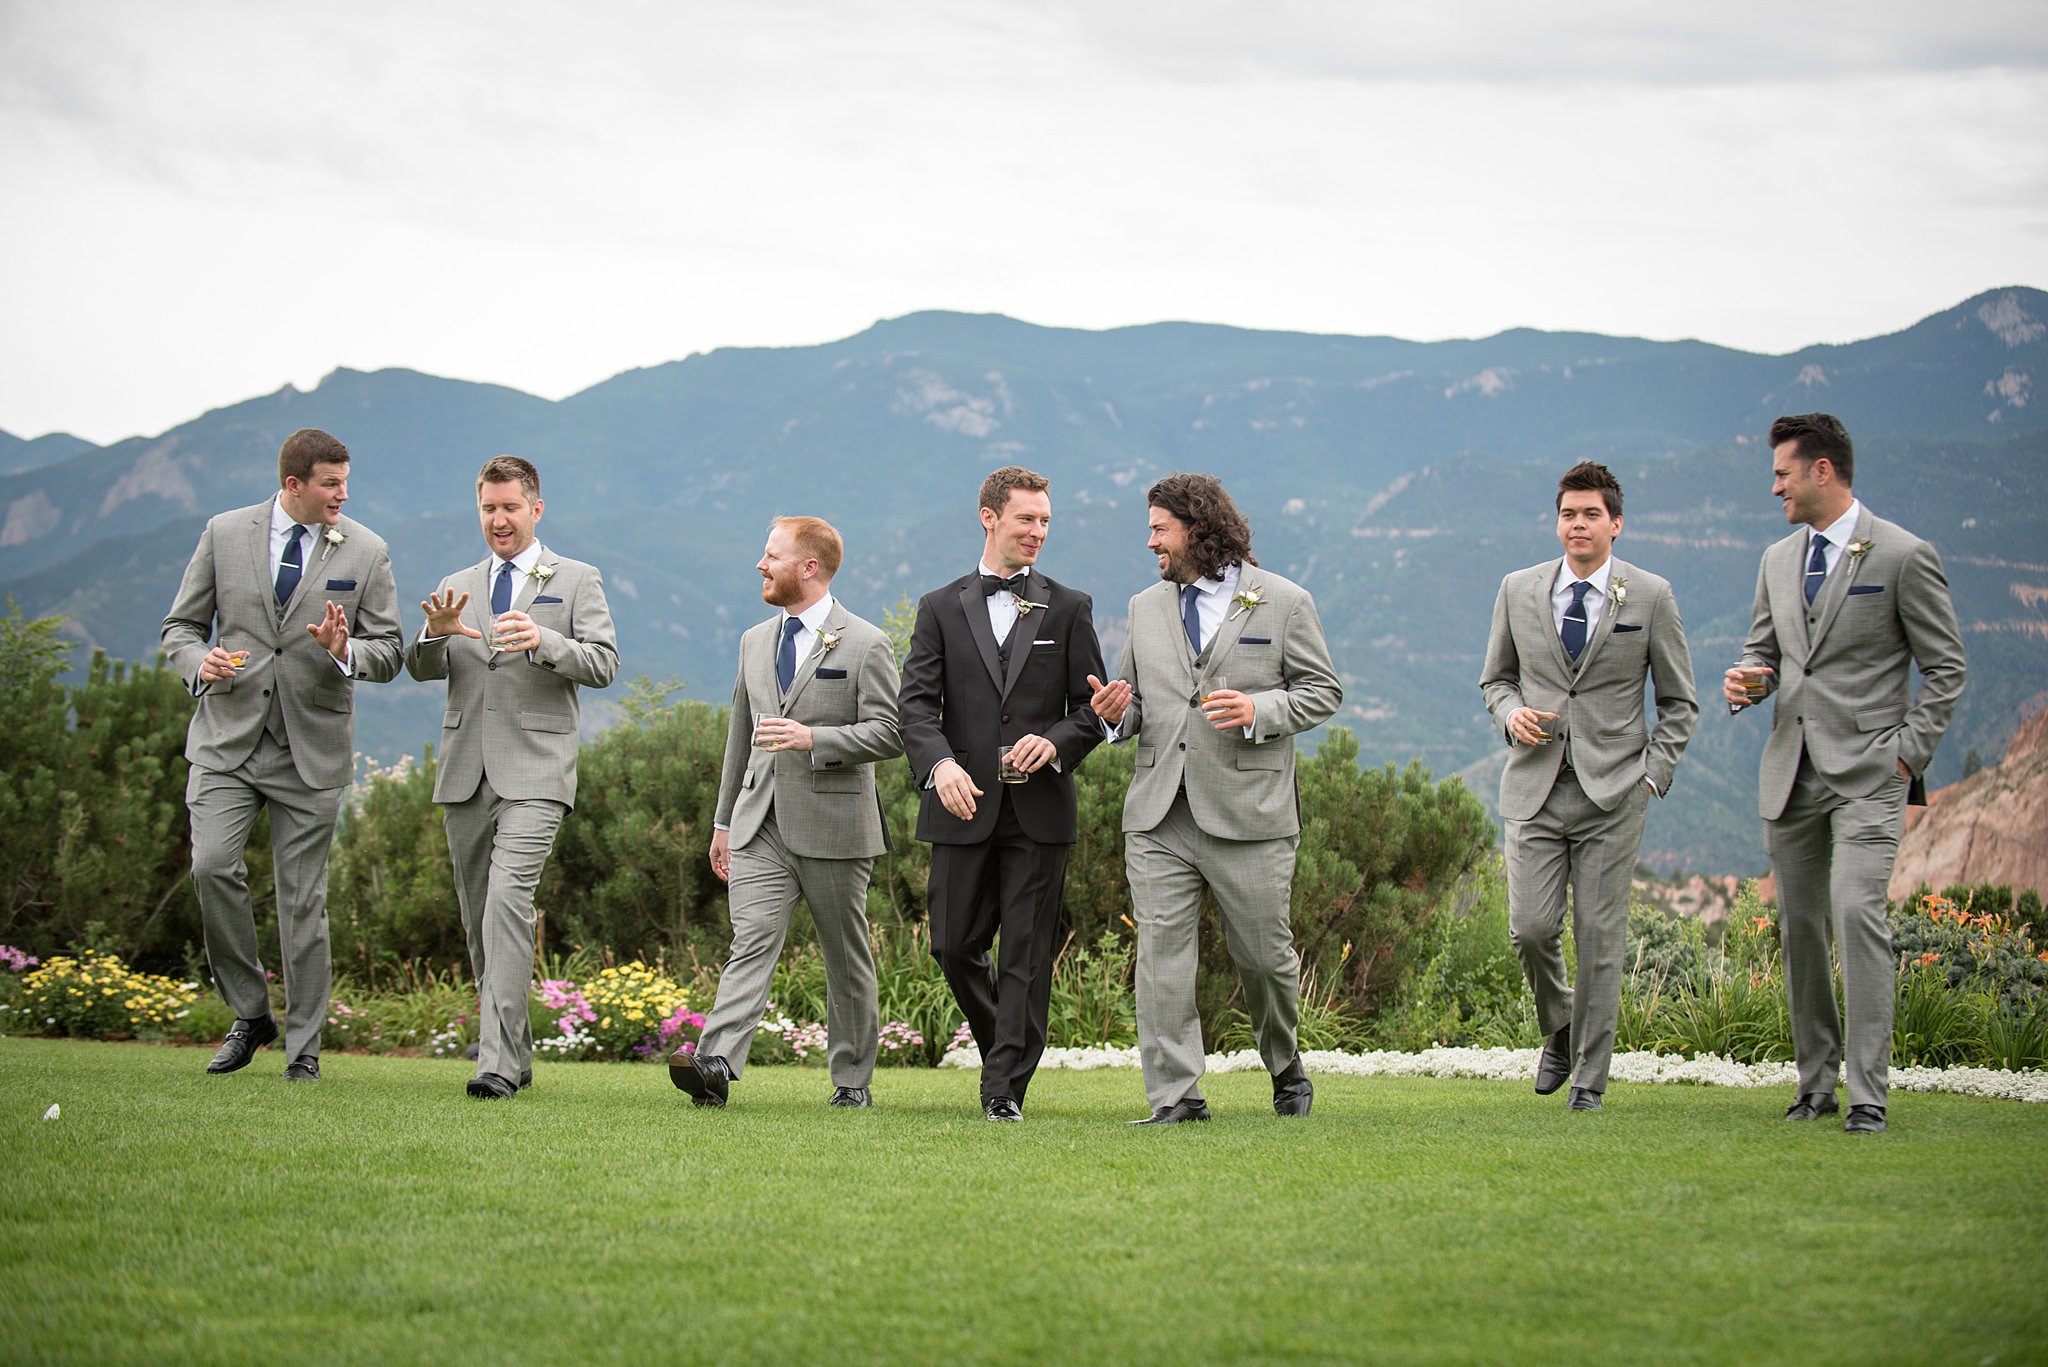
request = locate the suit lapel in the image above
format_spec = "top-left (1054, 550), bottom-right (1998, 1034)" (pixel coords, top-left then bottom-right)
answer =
top-left (781, 600), bottom-right (844, 713)
top-left (957, 578), bottom-right (1005, 692)
top-left (511, 544), bottom-right (552, 614)
top-left (245, 504), bottom-right (282, 642)
top-left (1201, 568), bottom-right (1257, 685)
top-left (280, 522), bottom-right (323, 624)
top-left (745, 619), bottom-right (781, 714)
top-left (1145, 580), bottom-right (1198, 683)
top-left (466, 560), bottom-right (496, 643)
top-left (999, 570), bottom-right (1046, 698)
top-left (1530, 561), bottom-right (1573, 677)
top-left (1571, 559), bottom-right (1624, 678)
top-left (1807, 509), bottom-right (1870, 654)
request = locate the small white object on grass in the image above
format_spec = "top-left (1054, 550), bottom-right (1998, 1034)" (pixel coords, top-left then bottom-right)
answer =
top-left (42, 1103), bottom-right (59, 1120)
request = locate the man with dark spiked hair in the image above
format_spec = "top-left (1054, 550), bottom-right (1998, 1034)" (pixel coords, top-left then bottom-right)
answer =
top-left (1481, 460), bottom-right (1697, 1112)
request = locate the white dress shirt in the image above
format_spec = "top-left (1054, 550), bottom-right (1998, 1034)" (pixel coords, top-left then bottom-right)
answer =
top-left (1808, 499), bottom-right (1864, 581)
top-left (1550, 555), bottom-right (1613, 639)
top-left (271, 496), bottom-right (352, 676)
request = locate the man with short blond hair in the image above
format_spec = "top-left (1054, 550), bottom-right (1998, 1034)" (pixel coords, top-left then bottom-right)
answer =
top-left (671, 516), bottom-right (902, 1108)
top-left (163, 427), bottom-right (404, 1081)
top-left (408, 454), bottom-right (619, 1098)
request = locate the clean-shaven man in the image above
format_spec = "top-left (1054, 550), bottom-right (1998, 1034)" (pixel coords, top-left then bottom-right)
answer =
top-left (1480, 461), bottom-right (1697, 1111)
top-left (898, 466), bottom-right (1107, 1122)
top-left (162, 427), bottom-right (403, 1081)
top-left (670, 517), bottom-right (902, 1108)
top-left (1088, 474), bottom-right (1342, 1124)
top-left (1727, 412), bottom-right (1965, 1134)
top-left (406, 455), bottom-right (618, 1099)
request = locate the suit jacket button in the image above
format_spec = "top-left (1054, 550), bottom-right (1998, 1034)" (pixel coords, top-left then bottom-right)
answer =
top-left (1178, 741), bottom-right (1186, 750)
top-left (274, 648), bottom-right (283, 656)
top-left (1568, 689), bottom-right (1577, 698)
top-left (1001, 714), bottom-right (1010, 723)
top-left (488, 661), bottom-right (498, 671)
top-left (261, 688), bottom-right (270, 697)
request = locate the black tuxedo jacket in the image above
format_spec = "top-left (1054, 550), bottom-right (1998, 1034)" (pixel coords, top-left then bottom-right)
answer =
top-left (899, 568), bottom-right (1107, 845)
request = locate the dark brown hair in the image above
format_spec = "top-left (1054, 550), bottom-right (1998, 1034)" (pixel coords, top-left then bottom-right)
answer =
top-left (1769, 412), bottom-right (1854, 486)
top-left (978, 465), bottom-right (1050, 516)
top-left (1147, 473), bottom-right (1257, 581)
top-left (1556, 460), bottom-right (1623, 518)
top-left (477, 454), bottom-right (541, 502)
top-left (278, 428), bottom-right (349, 486)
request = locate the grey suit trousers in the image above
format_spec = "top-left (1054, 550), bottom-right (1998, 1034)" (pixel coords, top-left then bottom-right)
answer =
top-left (186, 734), bottom-right (348, 1062)
top-left (1126, 793), bottom-right (1301, 1110)
top-left (1505, 770), bottom-right (1650, 1094)
top-left (699, 810), bottom-right (879, 1087)
top-left (1768, 755), bottom-right (1907, 1108)
top-left (443, 774), bottom-right (566, 1087)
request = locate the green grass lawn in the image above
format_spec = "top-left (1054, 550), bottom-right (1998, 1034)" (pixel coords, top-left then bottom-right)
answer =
top-left (2, 1039), bottom-right (2044, 1365)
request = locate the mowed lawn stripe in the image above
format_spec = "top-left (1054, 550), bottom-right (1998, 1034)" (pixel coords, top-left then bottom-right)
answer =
top-left (2, 1039), bottom-right (2043, 1365)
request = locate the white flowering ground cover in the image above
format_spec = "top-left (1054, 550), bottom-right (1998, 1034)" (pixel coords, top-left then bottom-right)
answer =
top-left (943, 1044), bottom-right (2048, 1103)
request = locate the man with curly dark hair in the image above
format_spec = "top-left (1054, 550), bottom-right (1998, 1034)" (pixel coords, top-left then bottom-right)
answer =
top-left (1090, 474), bottom-right (1342, 1124)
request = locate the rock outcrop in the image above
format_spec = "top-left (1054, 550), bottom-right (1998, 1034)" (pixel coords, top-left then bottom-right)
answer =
top-left (1890, 706), bottom-right (2048, 902)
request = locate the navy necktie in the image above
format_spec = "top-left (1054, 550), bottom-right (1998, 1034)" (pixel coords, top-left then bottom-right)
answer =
top-left (1180, 583), bottom-right (1203, 654)
top-left (1561, 580), bottom-right (1592, 662)
top-left (1804, 534), bottom-right (1829, 604)
top-left (776, 616), bottom-right (804, 694)
top-left (492, 560), bottom-right (515, 616)
top-left (273, 525), bottom-right (306, 607)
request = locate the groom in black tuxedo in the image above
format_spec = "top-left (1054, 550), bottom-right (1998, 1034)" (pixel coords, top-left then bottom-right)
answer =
top-left (899, 466), bottom-right (1107, 1122)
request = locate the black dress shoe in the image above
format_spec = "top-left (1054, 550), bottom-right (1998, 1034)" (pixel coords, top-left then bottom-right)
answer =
top-left (1567, 1086), bottom-right (1602, 1111)
top-left (1272, 1056), bottom-right (1313, 1117)
top-left (1783, 1092), bottom-right (1841, 1121)
top-left (205, 1016), bottom-right (279, 1074)
top-left (1129, 1097), bottom-right (1212, 1126)
top-left (829, 1086), bottom-right (872, 1108)
top-left (984, 1096), bottom-right (1023, 1122)
top-left (668, 1051), bottom-right (732, 1106)
top-left (466, 1073), bottom-right (518, 1099)
top-left (284, 1055), bottom-right (321, 1081)
top-left (1534, 1026), bottom-right (1572, 1096)
top-left (1844, 1104), bottom-right (1887, 1134)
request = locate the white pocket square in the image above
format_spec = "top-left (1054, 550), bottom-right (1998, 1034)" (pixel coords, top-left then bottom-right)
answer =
top-left (1033, 638), bottom-right (1056, 646)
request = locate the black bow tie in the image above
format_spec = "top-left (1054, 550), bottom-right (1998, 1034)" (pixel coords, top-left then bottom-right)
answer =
top-left (981, 573), bottom-right (1025, 597)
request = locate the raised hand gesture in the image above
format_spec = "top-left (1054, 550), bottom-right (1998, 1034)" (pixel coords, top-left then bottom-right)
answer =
top-left (421, 588), bottom-right (484, 640)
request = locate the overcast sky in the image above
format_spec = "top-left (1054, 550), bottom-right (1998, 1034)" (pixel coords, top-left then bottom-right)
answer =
top-left (3, 0), bottom-right (2044, 445)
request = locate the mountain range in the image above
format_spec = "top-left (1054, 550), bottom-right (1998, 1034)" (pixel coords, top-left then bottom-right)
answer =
top-left (3, 287), bottom-right (2043, 874)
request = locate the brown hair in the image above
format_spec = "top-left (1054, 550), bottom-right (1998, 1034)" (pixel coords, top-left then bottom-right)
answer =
top-left (771, 516), bottom-right (844, 579)
top-left (978, 465), bottom-right (1050, 516)
top-left (1770, 412), bottom-right (1854, 486)
top-left (1556, 460), bottom-right (1623, 518)
top-left (477, 454), bottom-right (541, 502)
top-left (1147, 473), bottom-right (1257, 581)
top-left (278, 428), bottom-right (349, 486)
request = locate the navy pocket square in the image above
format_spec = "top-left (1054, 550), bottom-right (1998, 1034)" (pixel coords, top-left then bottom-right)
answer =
top-left (1239, 636), bottom-right (1273, 645)
top-left (1847, 585), bottom-right (1885, 596)
top-left (533, 595), bottom-right (563, 604)
top-left (815, 667), bottom-right (849, 680)
top-left (324, 579), bottom-right (356, 591)
top-left (1613, 623), bottom-right (1643, 633)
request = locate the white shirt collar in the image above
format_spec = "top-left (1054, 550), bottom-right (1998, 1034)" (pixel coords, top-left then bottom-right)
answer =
top-left (1188, 563), bottom-right (1240, 597)
top-left (1815, 499), bottom-right (1862, 549)
top-left (1555, 555), bottom-right (1614, 597)
top-left (271, 496), bottom-right (310, 540)
top-left (785, 594), bottom-right (834, 634)
top-left (494, 541), bottom-right (544, 578)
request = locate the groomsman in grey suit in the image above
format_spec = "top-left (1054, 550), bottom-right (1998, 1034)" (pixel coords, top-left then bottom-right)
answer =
top-left (162, 427), bottom-right (403, 1080)
top-left (1089, 474), bottom-right (1342, 1124)
top-left (670, 517), bottom-right (903, 1108)
top-left (406, 455), bottom-right (618, 1099)
top-left (1727, 413), bottom-right (1966, 1134)
top-left (1480, 461), bottom-right (1697, 1111)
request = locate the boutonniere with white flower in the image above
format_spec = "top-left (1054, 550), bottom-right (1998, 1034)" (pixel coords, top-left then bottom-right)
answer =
top-left (1846, 537), bottom-right (1873, 560)
top-left (323, 527), bottom-right (346, 548)
top-left (1609, 576), bottom-right (1628, 609)
top-left (526, 562), bottom-right (557, 584)
top-left (1227, 586), bottom-right (1265, 622)
top-left (1010, 593), bottom-right (1050, 617)
top-left (820, 630), bottom-right (841, 652)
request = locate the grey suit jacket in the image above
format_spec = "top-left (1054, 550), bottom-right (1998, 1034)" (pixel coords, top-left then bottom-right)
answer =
top-left (1480, 556), bottom-right (1698, 822)
top-left (1114, 566), bottom-right (1342, 841)
top-left (161, 499), bottom-right (403, 790)
top-left (715, 600), bottom-right (903, 860)
top-left (1738, 508), bottom-right (1966, 820)
top-left (406, 545), bottom-right (620, 809)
